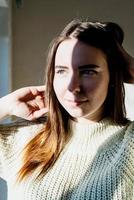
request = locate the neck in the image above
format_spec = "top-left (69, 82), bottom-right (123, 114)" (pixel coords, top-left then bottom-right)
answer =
top-left (75, 109), bottom-right (105, 124)
top-left (75, 117), bottom-right (101, 124)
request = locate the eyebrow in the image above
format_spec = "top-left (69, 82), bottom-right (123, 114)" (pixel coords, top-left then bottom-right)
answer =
top-left (55, 66), bottom-right (68, 69)
top-left (55, 64), bottom-right (99, 69)
top-left (78, 64), bottom-right (99, 69)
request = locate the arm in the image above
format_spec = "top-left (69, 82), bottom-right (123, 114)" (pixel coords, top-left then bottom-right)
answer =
top-left (0, 85), bottom-right (48, 121)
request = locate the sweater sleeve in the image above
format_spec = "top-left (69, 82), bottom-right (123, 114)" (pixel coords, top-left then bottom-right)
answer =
top-left (0, 118), bottom-right (45, 180)
top-left (0, 122), bottom-right (22, 179)
top-left (124, 121), bottom-right (134, 183)
top-left (0, 152), bottom-right (3, 177)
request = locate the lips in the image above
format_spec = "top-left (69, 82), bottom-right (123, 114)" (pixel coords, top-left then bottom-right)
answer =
top-left (66, 99), bottom-right (88, 106)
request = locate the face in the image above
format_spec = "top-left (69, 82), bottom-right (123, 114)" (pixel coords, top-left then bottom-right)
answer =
top-left (53, 38), bottom-right (110, 122)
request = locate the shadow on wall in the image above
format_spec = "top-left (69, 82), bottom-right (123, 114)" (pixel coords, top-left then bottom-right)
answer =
top-left (0, 178), bottom-right (7, 200)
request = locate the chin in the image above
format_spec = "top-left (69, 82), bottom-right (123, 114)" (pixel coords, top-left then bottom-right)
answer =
top-left (67, 110), bottom-right (85, 118)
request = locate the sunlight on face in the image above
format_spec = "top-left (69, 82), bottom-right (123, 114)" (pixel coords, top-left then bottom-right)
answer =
top-left (53, 38), bottom-right (110, 123)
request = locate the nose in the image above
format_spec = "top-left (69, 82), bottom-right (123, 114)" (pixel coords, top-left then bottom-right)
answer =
top-left (68, 73), bottom-right (80, 94)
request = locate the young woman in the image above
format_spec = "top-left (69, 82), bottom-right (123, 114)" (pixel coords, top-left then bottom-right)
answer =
top-left (0, 19), bottom-right (134, 200)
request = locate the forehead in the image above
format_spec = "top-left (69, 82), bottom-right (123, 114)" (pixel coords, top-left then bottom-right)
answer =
top-left (55, 38), bottom-right (108, 69)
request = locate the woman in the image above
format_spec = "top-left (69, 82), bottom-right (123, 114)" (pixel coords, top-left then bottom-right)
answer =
top-left (0, 19), bottom-right (134, 200)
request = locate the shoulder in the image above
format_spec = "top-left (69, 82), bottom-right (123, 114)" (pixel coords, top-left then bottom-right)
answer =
top-left (102, 119), bottom-right (134, 151)
top-left (121, 121), bottom-right (134, 180)
top-left (118, 120), bottom-right (134, 165)
top-left (0, 117), bottom-right (47, 179)
top-left (124, 120), bottom-right (134, 137)
top-left (123, 121), bottom-right (134, 152)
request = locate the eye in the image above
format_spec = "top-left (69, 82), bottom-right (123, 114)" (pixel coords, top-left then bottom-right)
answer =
top-left (80, 69), bottom-right (97, 77)
top-left (55, 69), bottom-right (66, 74)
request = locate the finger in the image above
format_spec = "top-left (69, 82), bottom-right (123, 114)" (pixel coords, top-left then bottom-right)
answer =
top-left (35, 95), bottom-right (46, 109)
top-left (32, 108), bottom-right (48, 119)
top-left (13, 86), bottom-right (46, 102)
top-left (30, 86), bottom-right (46, 96)
top-left (36, 85), bottom-right (46, 92)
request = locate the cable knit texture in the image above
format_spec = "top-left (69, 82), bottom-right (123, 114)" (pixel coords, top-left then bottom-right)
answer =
top-left (0, 118), bottom-right (134, 200)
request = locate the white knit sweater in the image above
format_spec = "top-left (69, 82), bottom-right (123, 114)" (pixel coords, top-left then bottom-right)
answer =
top-left (0, 118), bottom-right (134, 200)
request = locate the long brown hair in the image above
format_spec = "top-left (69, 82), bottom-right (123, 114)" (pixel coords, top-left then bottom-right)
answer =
top-left (18, 19), bottom-right (129, 181)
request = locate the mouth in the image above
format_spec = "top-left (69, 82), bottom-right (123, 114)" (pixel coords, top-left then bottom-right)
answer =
top-left (66, 99), bottom-right (88, 106)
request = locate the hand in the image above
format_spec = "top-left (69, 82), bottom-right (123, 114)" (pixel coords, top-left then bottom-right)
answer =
top-left (0, 86), bottom-right (48, 121)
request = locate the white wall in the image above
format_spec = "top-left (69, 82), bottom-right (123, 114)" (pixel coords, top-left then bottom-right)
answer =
top-left (125, 84), bottom-right (134, 120)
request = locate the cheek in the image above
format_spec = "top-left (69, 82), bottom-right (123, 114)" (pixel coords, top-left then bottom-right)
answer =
top-left (53, 78), bottom-right (66, 98)
top-left (83, 79), bottom-right (99, 94)
top-left (84, 78), bottom-right (109, 98)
